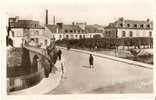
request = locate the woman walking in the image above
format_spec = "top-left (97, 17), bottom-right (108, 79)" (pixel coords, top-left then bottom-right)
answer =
top-left (89, 54), bottom-right (94, 68)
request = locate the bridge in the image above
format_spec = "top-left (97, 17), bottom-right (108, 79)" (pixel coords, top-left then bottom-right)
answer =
top-left (7, 45), bottom-right (153, 94)
top-left (7, 45), bottom-right (56, 93)
top-left (49, 47), bottom-right (153, 94)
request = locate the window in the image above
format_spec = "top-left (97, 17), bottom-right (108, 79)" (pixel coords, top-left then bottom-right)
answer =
top-left (120, 23), bottom-right (123, 27)
top-left (140, 24), bottom-right (144, 28)
top-left (127, 24), bottom-right (130, 27)
top-left (70, 30), bottom-right (73, 33)
top-left (35, 24), bottom-right (37, 28)
top-left (83, 35), bottom-right (85, 38)
top-left (90, 35), bottom-right (92, 38)
top-left (59, 35), bottom-right (62, 38)
top-left (122, 31), bottom-right (126, 37)
top-left (134, 24), bottom-right (137, 28)
top-left (79, 35), bottom-right (82, 39)
top-left (149, 31), bottom-right (152, 37)
top-left (11, 31), bottom-right (14, 37)
top-left (35, 30), bottom-right (39, 35)
top-left (71, 35), bottom-right (73, 38)
top-left (66, 35), bottom-right (69, 38)
top-left (147, 24), bottom-right (150, 28)
top-left (129, 31), bottom-right (133, 37)
top-left (75, 35), bottom-right (77, 38)
top-left (65, 30), bottom-right (68, 33)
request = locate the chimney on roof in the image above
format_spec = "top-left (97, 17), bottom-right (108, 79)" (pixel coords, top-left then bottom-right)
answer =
top-left (15, 16), bottom-right (19, 22)
top-left (119, 17), bottom-right (124, 21)
top-left (53, 16), bottom-right (55, 25)
top-left (45, 9), bottom-right (48, 25)
top-left (72, 22), bottom-right (75, 26)
top-left (147, 18), bottom-right (150, 22)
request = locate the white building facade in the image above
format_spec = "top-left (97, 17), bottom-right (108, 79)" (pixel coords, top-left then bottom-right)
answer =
top-left (8, 17), bottom-right (45, 47)
top-left (44, 22), bottom-right (104, 40)
top-left (104, 18), bottom-right (153, 38)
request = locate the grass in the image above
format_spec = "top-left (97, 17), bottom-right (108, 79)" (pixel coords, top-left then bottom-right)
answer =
top-left (95, 49), bottom-right (153, 65)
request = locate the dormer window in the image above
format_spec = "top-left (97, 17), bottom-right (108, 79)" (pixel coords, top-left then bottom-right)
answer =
top-left (34, 24), bottom-right (37, 28)
top-left (120, 23), bottom-right (123, 27)
top-left (147, 24), bottom-right (150, 28)
top-left (134, 24), bottom-right (137, 28)
top-left (140, 24), bottom-right (144, 28)
top-left (127, 24), bottom-right (130, 27)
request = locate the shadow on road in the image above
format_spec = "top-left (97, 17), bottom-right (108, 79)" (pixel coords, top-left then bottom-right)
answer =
top-left (82, 65), bottom-right (91, 69)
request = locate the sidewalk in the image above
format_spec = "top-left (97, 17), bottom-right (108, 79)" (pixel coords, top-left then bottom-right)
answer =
top-left (9, 60), bottom-right (63, 95)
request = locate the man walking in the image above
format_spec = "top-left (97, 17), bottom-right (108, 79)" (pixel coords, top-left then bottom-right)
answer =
top-left (57, 49), bottom-right (62, 60)
top-left (89, 54), bottom-right (94, 68)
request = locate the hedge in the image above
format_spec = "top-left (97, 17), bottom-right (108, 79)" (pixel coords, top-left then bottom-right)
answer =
top-left (56, 37), bottom-right (153, 49)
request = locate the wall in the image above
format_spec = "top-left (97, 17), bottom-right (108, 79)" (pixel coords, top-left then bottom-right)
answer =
top-left (29, 28), bottom-right (45, 36)
top-left (9, 28), bottom-right (23, 47)
top-left (7, 46), bottom-right (50, 93)
top-left (48, 33), bottom-right (104, 40)
top-left (117, 29), bottom-right (153, 38)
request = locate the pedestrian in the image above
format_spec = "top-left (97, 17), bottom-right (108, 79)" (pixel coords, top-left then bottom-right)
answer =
top-left (57, 49), bottom-right (62, 60)
top-left (89, 54), bottom-right (94, 68)
top-left (61, 58), bottom-right (64, 74)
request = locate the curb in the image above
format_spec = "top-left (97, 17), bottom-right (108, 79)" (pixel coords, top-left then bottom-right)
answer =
top-left (57, 46), bottom-right (153, 69)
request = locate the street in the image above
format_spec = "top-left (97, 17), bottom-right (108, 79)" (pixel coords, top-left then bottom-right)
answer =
top-left (47, 48), bottom-right (153, 94)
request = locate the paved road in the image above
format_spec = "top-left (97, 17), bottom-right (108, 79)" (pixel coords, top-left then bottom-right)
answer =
top-left (47, 48), bottom-right (153, 94)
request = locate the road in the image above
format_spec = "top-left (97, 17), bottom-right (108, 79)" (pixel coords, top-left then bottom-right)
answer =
top-left (47, 48), bottom-right (153, 94)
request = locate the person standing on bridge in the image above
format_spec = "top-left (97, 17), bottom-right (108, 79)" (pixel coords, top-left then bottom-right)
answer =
top-left (89, 54), bottom-right (94, 68)
top-left (57, 49), bottom-right (62, 60)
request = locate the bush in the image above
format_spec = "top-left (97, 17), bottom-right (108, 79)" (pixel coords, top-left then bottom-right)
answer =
top-left (55, 37), bottom-right (153, 50)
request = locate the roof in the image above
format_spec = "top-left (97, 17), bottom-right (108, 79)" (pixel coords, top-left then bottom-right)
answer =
top-left (85, 25), bottom-right (104, 33)
top-left (63, 25), bottom-right (82, 30)
top-left (124, 20), bottom-right (153, 25)
top-left (46, 24), bottom-right (104, 34)
top-left (46, 25), bottom-right (57, 33)
top-left (105, 18), bottom-right (153, 29)
top-left (9, 19), bottom-right (44, 29)
top-left (46, 24), bottom-right (83, 34)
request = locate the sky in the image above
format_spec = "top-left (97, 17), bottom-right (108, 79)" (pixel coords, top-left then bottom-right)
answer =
top-left (0, 0), bottom-right (155, 26)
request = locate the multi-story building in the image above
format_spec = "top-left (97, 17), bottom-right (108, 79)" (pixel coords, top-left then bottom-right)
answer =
top-left (8, 16), bottom-right (45, 47)
top-left (104, 17), bottom-right (153, 38)
top-left (45, 22), bottom-right (104, 40)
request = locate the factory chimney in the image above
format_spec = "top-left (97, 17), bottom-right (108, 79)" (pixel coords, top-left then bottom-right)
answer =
top-left (45, 9), bottom-right (48, 25)
top-left (53, 16), bottom-right (55, 25)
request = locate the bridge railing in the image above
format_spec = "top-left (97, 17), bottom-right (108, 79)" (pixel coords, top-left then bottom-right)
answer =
top-left (23, 44), bottom-right (50, 60)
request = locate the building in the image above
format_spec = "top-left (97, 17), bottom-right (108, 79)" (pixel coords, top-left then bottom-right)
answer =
top-left (44, 9), bottom-right (104, 40)
top-left (104, 17), bottom-right (153, 38)
top-left (8, 16), bottom-right (45, 47)
top-left (45, 22), bottom-right (104, 40)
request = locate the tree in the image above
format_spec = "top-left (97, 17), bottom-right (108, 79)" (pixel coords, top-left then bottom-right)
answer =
top-left (129, 49), bottom-right (142, 61)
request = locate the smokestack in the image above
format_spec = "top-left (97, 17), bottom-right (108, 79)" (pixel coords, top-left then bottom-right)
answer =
top-left (46, 9), bottom-right (48, 25)
top-left (53, 16), bottom-right (55, 25)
